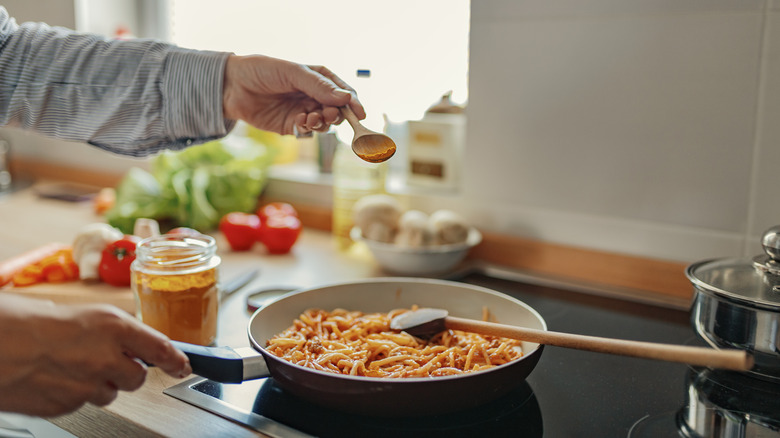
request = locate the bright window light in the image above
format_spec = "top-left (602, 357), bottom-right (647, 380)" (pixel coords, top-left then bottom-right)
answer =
top-left (168, 0), bottom-right (470, 134)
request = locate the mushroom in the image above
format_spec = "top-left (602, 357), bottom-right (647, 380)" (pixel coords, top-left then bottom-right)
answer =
top-left (429, 209), bottom-right (470, 245)
top-left (352, 194), bottom-right (403, 243)
top-left (394, 210), bottom-right (432, 248)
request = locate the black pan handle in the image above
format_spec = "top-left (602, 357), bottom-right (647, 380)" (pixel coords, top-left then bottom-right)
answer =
top-left (170, 341), bottom-right (246, 383)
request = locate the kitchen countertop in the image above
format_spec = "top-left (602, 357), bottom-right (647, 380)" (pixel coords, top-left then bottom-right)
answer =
top-left (0, 180), bottom-right (699, 437)
top-left (0, 185), bottom-right (380, 437)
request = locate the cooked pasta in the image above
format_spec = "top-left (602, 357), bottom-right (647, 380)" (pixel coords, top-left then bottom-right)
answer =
top-left (265, 307), bottom-right (524, 378)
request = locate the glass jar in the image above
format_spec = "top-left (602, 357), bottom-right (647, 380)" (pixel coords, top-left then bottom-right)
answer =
top-left (131, 234), bottom-right (221, 346)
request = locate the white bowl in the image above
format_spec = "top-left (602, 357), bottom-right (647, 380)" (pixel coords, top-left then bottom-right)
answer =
top-left (351, 226), bottom-right (482, 275)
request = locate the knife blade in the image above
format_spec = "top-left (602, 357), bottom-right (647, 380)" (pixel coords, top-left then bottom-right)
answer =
top-left (219, 269), bottom-right (259, 301)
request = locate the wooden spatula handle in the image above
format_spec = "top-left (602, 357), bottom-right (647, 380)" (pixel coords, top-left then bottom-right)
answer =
top-left (445, 316), bottom-right (753, 371)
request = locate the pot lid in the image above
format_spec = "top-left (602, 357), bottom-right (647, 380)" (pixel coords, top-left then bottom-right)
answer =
top-left (686, 226), bottom-right (780, 309)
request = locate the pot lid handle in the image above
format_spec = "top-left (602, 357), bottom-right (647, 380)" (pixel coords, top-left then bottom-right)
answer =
top-left (762, 225), bottom-right (780, 261)
top-left (755, 225), bottom-right (780, 277)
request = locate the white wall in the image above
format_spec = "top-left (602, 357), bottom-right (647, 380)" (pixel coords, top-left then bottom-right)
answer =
top-left (461, 0), bottom-right (780, 262)
top-left (3, 0), bottom-right (779, 264)
top-left (1, 0), bottom-right (74, 27)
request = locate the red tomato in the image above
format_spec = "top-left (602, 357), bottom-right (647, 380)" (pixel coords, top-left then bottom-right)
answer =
top-left (257, 202), bottom-right (298, 221)
top-left (99, 235), bottom-right (140, 287)
top-left (219, 212), bottom-right (261, 251)
top-left (260, 214), bottom-right (302, 254)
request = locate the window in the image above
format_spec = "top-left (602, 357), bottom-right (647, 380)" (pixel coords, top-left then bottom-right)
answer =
top-left (168, 0), bottom-right (470, 138)
top-left (74, 0), bottom-right (470, 187)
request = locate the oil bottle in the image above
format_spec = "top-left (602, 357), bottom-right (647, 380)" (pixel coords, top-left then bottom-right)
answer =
top-left (331, 132), bottom-right (387, 250)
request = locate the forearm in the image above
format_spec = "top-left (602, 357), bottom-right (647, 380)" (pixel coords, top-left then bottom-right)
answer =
top-left (0, 9), bottom-right (234, 156)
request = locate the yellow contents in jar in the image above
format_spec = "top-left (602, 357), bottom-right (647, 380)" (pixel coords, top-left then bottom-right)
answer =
top-left (133, 266), bottom-right (218, 346)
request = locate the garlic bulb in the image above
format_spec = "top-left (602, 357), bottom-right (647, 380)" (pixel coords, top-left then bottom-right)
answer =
top-left (72, 223), bottom-right (123, 281)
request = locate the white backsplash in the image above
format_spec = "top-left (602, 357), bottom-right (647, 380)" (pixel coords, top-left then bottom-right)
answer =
top-left (462, 0), bottom-right (780, 262)
top-left (4, 0), bottom-right (780, 265)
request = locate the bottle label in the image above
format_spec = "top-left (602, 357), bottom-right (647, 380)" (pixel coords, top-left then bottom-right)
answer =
top-left (410, 160), bottom-right (444, 179)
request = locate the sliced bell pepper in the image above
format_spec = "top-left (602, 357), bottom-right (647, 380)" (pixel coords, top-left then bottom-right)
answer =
top-left (12, 264), bottom-right (45, 287)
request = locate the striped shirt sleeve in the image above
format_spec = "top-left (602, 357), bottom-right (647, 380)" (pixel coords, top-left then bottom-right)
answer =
top-left (0, 7), bottom-right (235, 157)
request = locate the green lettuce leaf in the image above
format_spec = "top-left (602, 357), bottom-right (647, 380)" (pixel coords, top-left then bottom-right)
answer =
top-left (105, 138), bottom-right (273, 233)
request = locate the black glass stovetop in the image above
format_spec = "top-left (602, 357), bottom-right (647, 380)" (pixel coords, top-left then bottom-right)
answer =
top-left (164, 271), bottom-right (780, 438)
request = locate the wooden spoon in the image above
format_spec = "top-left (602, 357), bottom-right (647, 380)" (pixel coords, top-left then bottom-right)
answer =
top-left (390, 308), bottom-right (754, 371)
top-left (340, 106), bottom-right (396, 163)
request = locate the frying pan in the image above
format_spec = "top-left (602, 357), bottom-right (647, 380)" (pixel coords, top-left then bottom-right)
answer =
top-left (171, 277), bottom-right (546, 416)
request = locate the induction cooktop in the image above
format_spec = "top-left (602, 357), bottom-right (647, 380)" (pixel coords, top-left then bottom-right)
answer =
top-left (164, 270), bottom-right (780, 437)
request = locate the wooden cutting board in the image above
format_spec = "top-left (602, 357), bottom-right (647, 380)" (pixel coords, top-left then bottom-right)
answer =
top-left (1, 281), bottom-right (135, 314)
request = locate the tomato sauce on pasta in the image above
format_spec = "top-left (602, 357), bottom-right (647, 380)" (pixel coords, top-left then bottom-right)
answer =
top-left (265, 307), bottom-right (524, 378)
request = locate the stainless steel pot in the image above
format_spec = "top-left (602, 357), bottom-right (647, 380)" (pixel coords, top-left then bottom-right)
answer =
top-left (676, 368), bottom-right (780, 437)
top-left (687, 226), bottom-right (780, 381)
